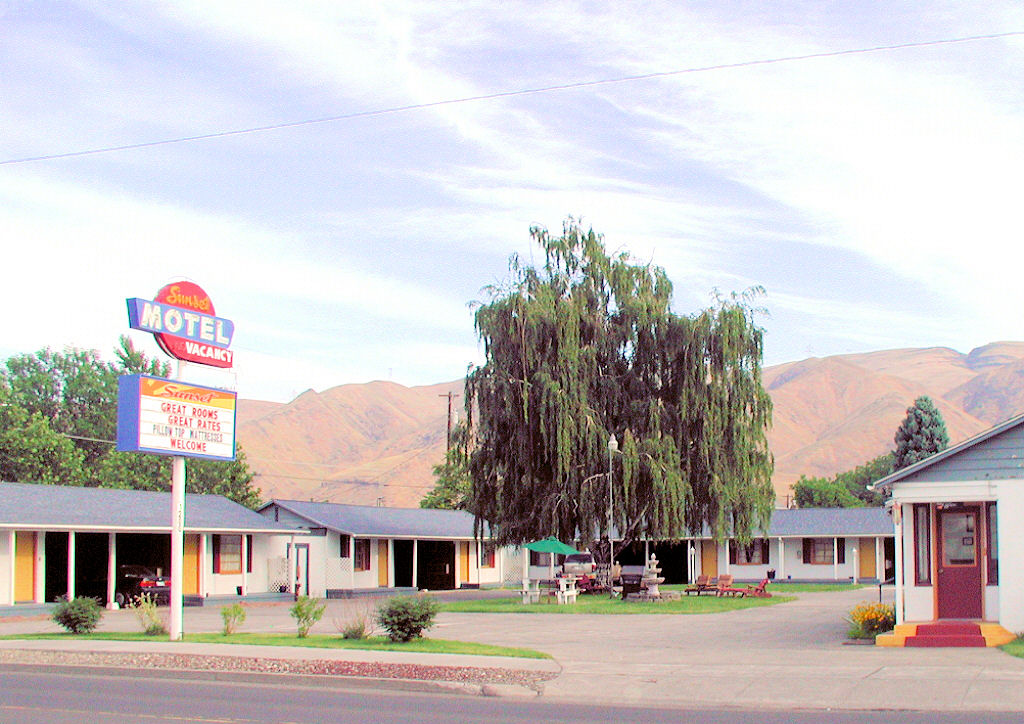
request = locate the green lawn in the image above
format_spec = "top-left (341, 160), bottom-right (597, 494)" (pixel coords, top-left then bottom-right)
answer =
top-left (0, 631), bottom-right (549, 659)
top-left (662, 582), bottom-right (866, 593)
top-left (440, 593), bottom-right (793, 614)
top-left (1001, 638), bottom-right (1024, 658)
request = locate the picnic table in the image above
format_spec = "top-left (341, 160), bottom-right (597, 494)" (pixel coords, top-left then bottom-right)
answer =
top-left (520, 576), bottom-right (579, 605)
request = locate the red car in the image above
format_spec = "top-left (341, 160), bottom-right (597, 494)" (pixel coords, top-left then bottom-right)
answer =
top-left (115, 564), bottom-right (170, 607)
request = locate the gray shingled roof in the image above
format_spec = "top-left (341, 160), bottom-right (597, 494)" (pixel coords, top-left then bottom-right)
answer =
top-left (762, 507), bottom-right (892, 537)
top-left (683, 507), bottom-right (893, 539)
top-left (265, 499), bottom-right (486, 539)
top-left (0, 481), bottom-right (301, 533)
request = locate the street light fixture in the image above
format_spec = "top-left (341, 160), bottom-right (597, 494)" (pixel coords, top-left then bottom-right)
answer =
top-left (607, 433), bottom-right (618, 586)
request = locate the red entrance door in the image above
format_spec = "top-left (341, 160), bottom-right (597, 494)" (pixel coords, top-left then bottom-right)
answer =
top-left (936, 506), bottom-right (983, 619)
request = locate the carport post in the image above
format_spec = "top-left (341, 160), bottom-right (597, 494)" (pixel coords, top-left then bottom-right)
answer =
top-left (66, 531), bottom-right (75, 600)
top-left (6, 531), bottom-right (14, 605)
top-left (106, 533), bottom-right (117, 609)
top-left (169, 454), bottom-right (186, 640)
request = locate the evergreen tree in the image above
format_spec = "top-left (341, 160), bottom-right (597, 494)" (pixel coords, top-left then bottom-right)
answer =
top-left (893, 396), bottom-right (949, 471)
top-left (465, 220), bottom-right (774, 554)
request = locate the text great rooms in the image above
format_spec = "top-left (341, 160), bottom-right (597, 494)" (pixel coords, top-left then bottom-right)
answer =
top-left (149, 401), bottom-right (228, 454)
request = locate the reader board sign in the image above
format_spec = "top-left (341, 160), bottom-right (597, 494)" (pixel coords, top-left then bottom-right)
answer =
top-left (117, 374), bottom-right (237, 461)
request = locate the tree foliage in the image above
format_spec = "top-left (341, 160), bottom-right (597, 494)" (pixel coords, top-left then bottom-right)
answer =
top-left (465, 220), bottom-right (774, 553)
top-left (0, 337), bottom-right (261, 507)
top-left (893, 396), bottom-right (949, 471)
top-left (793, 453), bottom-right (892, 508)
top-left (420, 422), bottom-right (471, 510)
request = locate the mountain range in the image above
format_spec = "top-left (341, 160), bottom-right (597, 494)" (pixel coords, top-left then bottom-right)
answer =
top-left (237, 342), bottom-right (1024, 507)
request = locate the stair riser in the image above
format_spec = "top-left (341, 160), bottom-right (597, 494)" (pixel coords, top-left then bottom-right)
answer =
top-left (905, 636), bottom-right (987, 647)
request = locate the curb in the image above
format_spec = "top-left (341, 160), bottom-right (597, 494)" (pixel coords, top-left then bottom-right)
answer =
top-left (0, 660), bottom-right (542, 698)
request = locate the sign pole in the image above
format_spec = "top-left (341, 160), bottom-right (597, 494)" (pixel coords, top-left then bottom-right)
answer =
top-left (169, 359), bottom-right (187, 641)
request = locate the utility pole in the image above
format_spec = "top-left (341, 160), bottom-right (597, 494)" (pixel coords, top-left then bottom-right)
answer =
top-left (439, 391), bottom-right (459, 451)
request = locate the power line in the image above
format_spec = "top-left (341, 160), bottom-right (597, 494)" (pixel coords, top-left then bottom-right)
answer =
top-left (3, 30), bottom-right (1021, 167)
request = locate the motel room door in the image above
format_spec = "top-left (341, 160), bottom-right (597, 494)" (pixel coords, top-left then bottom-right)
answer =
top-left (936, 505), bottom-right (983, 619)
top-left (701, 540), bottom-right (718, 578)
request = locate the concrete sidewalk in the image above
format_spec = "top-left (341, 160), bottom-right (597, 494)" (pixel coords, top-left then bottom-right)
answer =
top-left (3, 588), bottom-right (1024, 711)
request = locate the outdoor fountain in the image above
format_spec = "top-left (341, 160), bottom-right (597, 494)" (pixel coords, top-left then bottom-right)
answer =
top-left (642, 553), bottom-right (665, 598)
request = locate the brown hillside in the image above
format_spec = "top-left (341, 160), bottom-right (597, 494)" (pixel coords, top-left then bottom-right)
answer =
top-left (237, 342), bottom-right (1024, 507)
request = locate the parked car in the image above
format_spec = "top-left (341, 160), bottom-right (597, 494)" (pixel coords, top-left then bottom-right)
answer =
top-left (115, 564), bottom-right (170, 606)
top-left (562, 552), bottom-right (596, 576)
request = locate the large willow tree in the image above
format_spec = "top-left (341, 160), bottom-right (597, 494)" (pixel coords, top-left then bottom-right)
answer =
top-left (465, 220), bottom-right (774, 554)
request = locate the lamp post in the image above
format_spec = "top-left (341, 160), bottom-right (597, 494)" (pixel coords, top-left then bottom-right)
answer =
top-left (607, 434), bottom-right (618, 579)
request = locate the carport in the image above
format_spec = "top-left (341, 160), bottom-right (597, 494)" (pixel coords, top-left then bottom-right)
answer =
top-left (1, 482), bottom-right (302, 609)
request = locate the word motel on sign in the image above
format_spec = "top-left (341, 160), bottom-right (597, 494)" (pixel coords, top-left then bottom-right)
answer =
top-left (127, 298), bottom-right (234, 348)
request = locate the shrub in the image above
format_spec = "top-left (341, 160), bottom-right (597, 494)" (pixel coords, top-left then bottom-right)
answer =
top-left (376, 594), bottom-right (440, 642)
top-left (333, 598), bottom-right (377, 640)
top-left (221, 603), bottom-right (247, 635)
top-left (52, 596), bottom-right (103, 634)
top-left (290, 595), bottom-right (326, 638)
top-left (130, 593), bottom-right (168, 636)
top-left (847, 601), bottom-right (896, 639)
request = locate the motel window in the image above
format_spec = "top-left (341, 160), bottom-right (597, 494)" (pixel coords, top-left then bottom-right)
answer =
top-left (479, 542), bottom-right (496, 568)
top-left (913, 504), bottom-right (931, 585)
top-left (212, 535), bottom-right (244, 574)
top-left (728, 539), bottom-right (770, 565)
top-left (339, 534), bottom-right (351, 558)
top-left (353, 539), bottom-right (370, 571)
top-left (802, 537), bottom-right (845, 565)
top-left (987, 502), bottom-right (998, 585)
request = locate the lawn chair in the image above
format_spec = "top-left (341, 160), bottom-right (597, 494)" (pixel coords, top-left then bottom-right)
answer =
top-left (743, 578), bottom-right (772, 598)
top-left (684, 574), bottom-right (712, 595)
top-left (714, 574), bottom-right (737, 596)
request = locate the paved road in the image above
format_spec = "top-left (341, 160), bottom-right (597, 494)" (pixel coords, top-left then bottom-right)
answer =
top-left (4, 587), bottom-right (1024, 712)
top-left (3, 669), bottom-right (1023, 724)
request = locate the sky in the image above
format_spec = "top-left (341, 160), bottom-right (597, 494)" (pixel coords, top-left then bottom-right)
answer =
top-left (2, 1), bottom-right (1024, 403)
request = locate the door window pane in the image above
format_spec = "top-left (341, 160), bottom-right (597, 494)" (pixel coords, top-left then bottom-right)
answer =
top-left (942, 512), bottom-right (976, 566)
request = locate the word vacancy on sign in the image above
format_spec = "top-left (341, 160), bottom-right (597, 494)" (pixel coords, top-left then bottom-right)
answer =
top-left (117, 375), bottom-right (237, 461)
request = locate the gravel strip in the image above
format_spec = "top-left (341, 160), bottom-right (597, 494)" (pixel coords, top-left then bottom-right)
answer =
top-left (0, 648), bottom-right (555, 691)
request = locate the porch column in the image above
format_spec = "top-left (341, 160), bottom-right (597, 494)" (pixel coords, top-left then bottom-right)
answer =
top-left (724, 541), bottom-right (730, 575)
top-left (875, 537), bottom-right (883, 583)
top-left (106, 533), bottom-right (117, 609)
top-left (6, 531), bottom-right (14, 605)
top-left (893, 503), bottom-right (905, 624)
top-left (411, 540), bottom-right (418, 588)
top-left (288, 535), bottom-right (297, 594)
top-left (387, 539), bottom-right (395, 588)
top-left (777, 537), bottom-right (786, 580)
top-left (240, 534), bottom-right (248, 596)
top-left (66, 531), bottom-right (75, 599)
top-left (522, 545), bottom-right (529, 581)
top-left (833, 537), bottom-right (839, 581)
top-left (687, 540), bottom-right (695, 584)
top-left (34, 532), bottom-right (45, 603)
top-left (199, 534), bottom-right (208, 597)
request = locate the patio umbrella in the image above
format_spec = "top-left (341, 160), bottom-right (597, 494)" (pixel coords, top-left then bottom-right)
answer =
top-left (525, 537), bottom-right (580, 578)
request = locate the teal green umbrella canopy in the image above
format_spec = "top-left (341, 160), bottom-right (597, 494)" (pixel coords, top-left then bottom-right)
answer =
top-left (524, 537), bottom-right (580, 555)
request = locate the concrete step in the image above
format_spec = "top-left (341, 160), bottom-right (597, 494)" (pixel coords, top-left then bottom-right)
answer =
top-left (877, 621), bottom-right (1015, 647)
